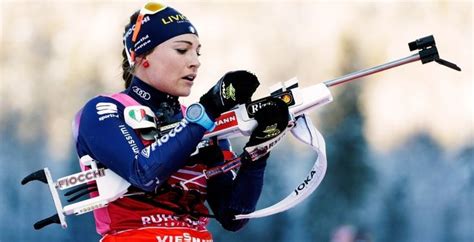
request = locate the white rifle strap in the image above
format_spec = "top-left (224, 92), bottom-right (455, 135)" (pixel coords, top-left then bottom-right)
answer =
top-left (235, 114), bottom-right (327, 219)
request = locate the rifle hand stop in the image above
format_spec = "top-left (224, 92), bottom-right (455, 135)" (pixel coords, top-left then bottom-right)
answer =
top-left (409, 35), bottom-right (461, 71)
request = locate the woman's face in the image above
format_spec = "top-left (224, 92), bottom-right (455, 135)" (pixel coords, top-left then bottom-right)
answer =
top-left (138, 34), bottom-right (201, 97)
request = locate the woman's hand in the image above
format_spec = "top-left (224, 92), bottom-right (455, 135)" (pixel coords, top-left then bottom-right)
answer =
top-left (199, 70), bottom-right (260, 118)
top-left (243, 97), bottom-right (290, 162)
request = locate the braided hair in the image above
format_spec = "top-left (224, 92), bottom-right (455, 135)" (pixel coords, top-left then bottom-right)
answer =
top-left (121, 11), bottom-right (140, 88)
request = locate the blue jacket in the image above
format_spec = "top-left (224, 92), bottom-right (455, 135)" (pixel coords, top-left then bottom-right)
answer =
top-left (74, 77), bottom-right (267, 232)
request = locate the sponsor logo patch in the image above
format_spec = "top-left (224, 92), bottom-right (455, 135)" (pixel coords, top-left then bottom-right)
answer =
top-left (96, 102), bottom-right (119, 121)
top-left (96, 102), bottom-right (117, 115)
top-left (132, 86), bottom-right (151, 100)
top-left (128, 108), bottom-right (146, 122)
top-left (56, 169), bottom-right (105, 190)
top-left (222, 82), bottom-right (236, 101)
top-left (151, 120), bottom-right (188, 150)
top-left (141, 146), bottom-right (151, 158)
top-left (246, 91), bottom-right (295, 117)
top-left (256, 123), bottom-right (281, 139)
top-left (119, 124), bottom-right (140, 154)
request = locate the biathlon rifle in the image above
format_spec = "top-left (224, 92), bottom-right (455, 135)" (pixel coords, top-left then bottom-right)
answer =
top-left (21, 35), bottom-right (460, 230)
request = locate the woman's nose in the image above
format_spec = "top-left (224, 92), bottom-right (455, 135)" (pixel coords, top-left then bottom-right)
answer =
top-left (188, 53), bottom-right (201, 70)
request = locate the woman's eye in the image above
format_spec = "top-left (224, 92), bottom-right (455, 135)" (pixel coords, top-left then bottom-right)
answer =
top-left (176, 49), bottom-right (187, 54)
top-left (176, 48), bottom-right (200, 56)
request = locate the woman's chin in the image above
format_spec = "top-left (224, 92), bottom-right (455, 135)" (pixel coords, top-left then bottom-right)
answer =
top-left (176, 88), bottom-right (192, 97)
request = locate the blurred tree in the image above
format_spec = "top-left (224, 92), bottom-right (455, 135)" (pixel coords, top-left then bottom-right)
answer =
top-left (454, 146), bottom-right (474, 242)
top-left (0, 111), bottom-right (67, 242)
top-left (379, 178), bottom-right (410, 242)
top-left (0, 108), bottom-right (101, 241)
top-left (300, 34), bottom-right (376, 242)
top-left (377, 133), bottom-right (474, 242)
top-left (442, 204), bottom-right (460, 242)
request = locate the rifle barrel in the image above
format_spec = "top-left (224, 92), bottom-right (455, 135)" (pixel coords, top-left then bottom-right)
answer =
top-left (324, 53), bottom-right (421, 87)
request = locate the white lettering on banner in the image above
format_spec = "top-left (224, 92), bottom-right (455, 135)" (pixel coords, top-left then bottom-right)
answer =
top-left (119, 124), bottom-right (140, 154)
top-left (142, 16), bottom-right (151, 24)
top-left (215, 115), bottom-right (236, 126)
top-left (151, 120), bottom-right (188, 150)
top-left (247, 101), bottom-right (272, 115)
top-left (141, 213), bottom-right (204, 226)
top-left (142, 214), bottom-right (179, 225)
top-left (246, 132), bottom-right (285, 161)
top-left (156, 236), bottom-right (168, 242)
top-left (135, 35), bottom-right (151, 52)
top-left (135, 35), bottom-right (149, 46)
top-left (124, 26), bottom-right (134, 40)
top-left (123, 16), bottom-right (151, 40)
top-left (98, 113), bottom-right (119, 121)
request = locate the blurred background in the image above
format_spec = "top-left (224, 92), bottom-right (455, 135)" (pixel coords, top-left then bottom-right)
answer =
top-left (1, 0), bottom-right (472, 241)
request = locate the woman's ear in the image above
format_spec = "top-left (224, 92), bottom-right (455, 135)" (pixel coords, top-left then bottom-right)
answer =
top-left (135, 57), bottom-right (150, 68)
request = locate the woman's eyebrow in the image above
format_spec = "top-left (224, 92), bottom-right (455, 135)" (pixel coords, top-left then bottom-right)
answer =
top-left (173, 40), bottom-right (201, 48)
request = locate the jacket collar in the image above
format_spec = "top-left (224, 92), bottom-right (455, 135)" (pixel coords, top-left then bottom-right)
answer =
top-left (125, 77), bottom-right (179, 106)
top-left (125, 77), bottom-right (182, 123)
